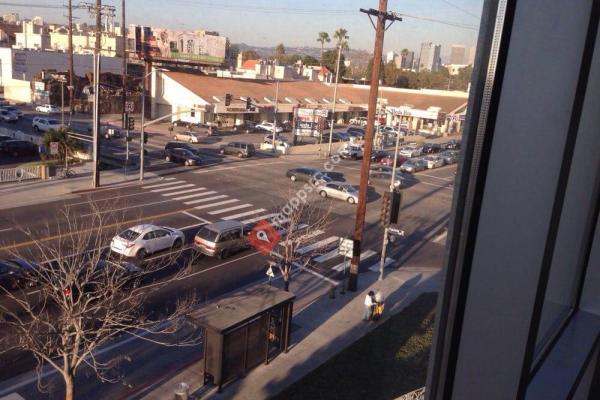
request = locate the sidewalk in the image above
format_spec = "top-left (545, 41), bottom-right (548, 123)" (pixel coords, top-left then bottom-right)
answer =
top-left (140, 242), bottom-right (442, 400)
top-left (0, 164), bottom-right (163, 210)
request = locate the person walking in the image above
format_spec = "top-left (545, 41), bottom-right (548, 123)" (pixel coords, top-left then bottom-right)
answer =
top-left (373, 290), bottom-right (385, 321)
top-left (363, 290), bottom-right (375, 321)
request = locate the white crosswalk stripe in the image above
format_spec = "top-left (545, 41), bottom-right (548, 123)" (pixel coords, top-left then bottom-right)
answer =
top-left (313, 249), bottom-right (340, 263)
top-left (173, 191), bottom-right (217, 201)
top-left (368, 257), bottom-right (395, 272)
top-left (151, 184), bottom-right (195, 193)
top-left (193, 199), bottom-right (239, 210)
top-left (297, 236), bottom-right (339, 256)
top-left (332, 250), bottom-right (377, 271)
top-left (161, 187), bottom-right (207, 197)
top-left (222, 209), bottom-right (267, 220)
top-left (278, 229), bottom-right (325, 247)
top-left (208, 204), bottom-right (252, 215)
top-left (241, 213), bottom-right (279, 225)
top-left (142, 181), bottom-right (184, 189)
top-left (184, 195), bottom-right (229, 205)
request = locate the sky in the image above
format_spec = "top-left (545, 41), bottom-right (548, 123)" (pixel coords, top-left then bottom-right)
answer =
top-left (1, 0), bottom-right (483, 57)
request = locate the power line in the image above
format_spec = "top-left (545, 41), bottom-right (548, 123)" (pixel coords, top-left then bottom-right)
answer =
top-left (0, 2), bottom-right (64, 9)
top-left (441, 0), bottom-right (481, 19)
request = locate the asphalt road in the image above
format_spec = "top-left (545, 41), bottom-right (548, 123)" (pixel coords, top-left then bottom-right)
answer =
top-left (0, 113), bottom-right (456, 397)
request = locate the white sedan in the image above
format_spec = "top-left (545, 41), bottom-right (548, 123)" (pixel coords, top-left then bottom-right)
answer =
top-left (110, 224), bottom-right (185, 258)
top-left (423, 155), bottom-right (444, 169)
top-left (256, 122), bottom-right (283, 134)
top-left (399, 146), bottom-right (422, 158)
top-left (35, 104), bottom-right (61, 113)
top-left (172, 131), bottom-right (201, 143)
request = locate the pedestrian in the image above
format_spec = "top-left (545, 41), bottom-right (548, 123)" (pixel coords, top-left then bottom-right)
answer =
top-left (373, 290), bottom-right (385, 321)
top-left (363, 290), bottom-right (375, 321)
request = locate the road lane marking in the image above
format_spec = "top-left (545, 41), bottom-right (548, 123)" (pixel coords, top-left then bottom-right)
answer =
top-left (241, 213), bottom-right (279, 225)
top-left (208, 204), bottom-right (252, 215)
top-left (151, 184), bottom-right (195, 193)
top-left (297, 236), bottom-right (339, 256)
top-left (173, 191), bottom-right (217, 201)
top-left (142, 181), bottom-right (184, 189)
top-left (182, 211), bottom-right (211, 225)
top-left (419, 173), bottom-right (454, 181)
top-left (184, 195), bottom-right (228, 205)
top-left (368, 257), bottom-right (395, 272)
top-left (80, 199), bottom-right (173, 216)
top-left (194, 160), bottom-right (288, 174)
top-left (332, 250), bottom-right (377, 271)
top-left (69, 191), bottom-right (148, 206)
top-left (222, 208), bottom-right (266, 220)
top-left (193, 199), bottom-right (239, 210)
top-left (433, 230), bottom-right (448, 243)
top-left (278, 229), bottom-right (324, 247)
top-left (161, 187), bottom-right (207, 197)
top-left (313, 249), bottom-right (339, 263)
top-left (0, 228), bottom-right (13, 233)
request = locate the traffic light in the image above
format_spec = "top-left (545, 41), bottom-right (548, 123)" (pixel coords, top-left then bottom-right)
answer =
top-left (143, 132), bottom-right (148, 144)
top-left (225, 93), bottom-right (232, 106)
top-left (246, 97), bottom-right (251, 110)
top-left (127, 116), bottom-right (135, 130)
top-left (380, 190), bottom-right (402, 227)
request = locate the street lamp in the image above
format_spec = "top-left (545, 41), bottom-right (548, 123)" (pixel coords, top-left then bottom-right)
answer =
top-left (327, 44), bottom-right (343, 157)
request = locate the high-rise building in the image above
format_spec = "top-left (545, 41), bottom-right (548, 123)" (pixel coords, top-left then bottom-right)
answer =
top-left (419, 42), bottom-right (442, 72)
top-left (401, 50), bottom-right (414, 70)
top-left (386, 50), bottom-right (397, 64)
top-left (449, 44), bottom-right (466, 64)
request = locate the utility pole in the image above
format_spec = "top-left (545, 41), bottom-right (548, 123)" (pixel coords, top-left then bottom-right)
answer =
top-left (139, 59), bottom-right (146, 181)
top-left (347, 1), bottom-right (401, 291)
top-left (272, 79), bottom-right (279, 153)
top-left (68, 0), bottom-right (74, 122)
top-left (121, 0), bottom-right (127, 126)
top-left (327, 44), bottom-right (342, 157)
top-left (91, 0), bottom-right (102, 188)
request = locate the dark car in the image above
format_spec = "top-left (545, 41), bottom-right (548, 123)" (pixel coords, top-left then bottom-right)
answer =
top-left (164, 148), bottom-right (202, 166)
top-left (347, 127), bottom-right (365, 137)
top-left (320, 132), bottom-right (351, 143)
top-left (380, 154), bottom-right (408, 167)
top-left (445, 139), bottom-right (462, 150)
top-left (0, 259), bottom-right (38, 292)
top-left (286, 167), bottom-right (333, 183)
top-left (233, 121), bottom-right (260, 134)
top-left (219, 142), bottom-right (256, 158)
top-left (164, 142), bottom-right (201, 156)
top-left (370, 149), bottom-right (391, 162)
top-left (0, 140), bottom-right (38, 157)
top-left (421, 143), bottom-right (443, 154)
top-left (0, 135), bottom-right (14, 143)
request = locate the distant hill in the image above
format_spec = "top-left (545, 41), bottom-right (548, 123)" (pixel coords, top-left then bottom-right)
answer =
top-left (234, 43), bottom-right (372, 69)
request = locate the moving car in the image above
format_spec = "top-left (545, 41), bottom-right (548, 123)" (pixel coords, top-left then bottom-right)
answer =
top-left (400, 158), bottom-right (427, 174)
top-left (421, 143), bottom-right (443, 154)
top-left (32, 117), bottom-right (64, 132)
top-left (369, 170), bottom-right (405, 189)
top-left (164, 148), bottom-right (202, 166)
top-left (233, 121), bottom-right (259, 133)
top-left (317, 181), bottom-right (359, 204)
top-left (110, 224), bottom-right (185, 259)
top-left (370, 149), bottom-right (391, 162)
top-left (339, 144), bottom-right (363, 160)
top-left (219, 142), bottom-right (256, 158)
top-left (423, 155), bottom-right (445, 169)
top-left (194, 220), bottom-right (250, 259)
top-left (320, 131), bottom-right (351, 143)
top-left (0, 259), bottom-right (38, 291)
top-left (256, 122), bottom-right (283, 134)
top-left (164, 142), bottom-right (201, 156)
top-left (439, 150), bottom-right (460, 165)
top-left (0, 110), bottom-right (18, 122)
top-left (399, 145), bottom-right (422, 158)
top-left (35, 104), bottom-right (60, 113)
top-left (263, 134), bottom-right (290, 147)
top-left (1, 106), bottom-right (23, 119)
top-left (286, 167), bottom-right (333, 184)
top-left (0, 140), bottom-right (38, 157)
top-left (172, 131), bottom-right (201, 143)
top-left (445, 139), bottom-right (462, 150)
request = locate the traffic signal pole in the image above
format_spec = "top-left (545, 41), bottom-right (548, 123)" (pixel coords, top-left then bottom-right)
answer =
top-left (348, 1), bottom-right (401, 291)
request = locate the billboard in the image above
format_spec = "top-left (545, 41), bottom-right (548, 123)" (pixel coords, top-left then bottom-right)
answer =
top-left (293, 108), bottom-right (328, 137)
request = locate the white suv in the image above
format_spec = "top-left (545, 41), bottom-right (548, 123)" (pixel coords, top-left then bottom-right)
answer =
top-left (256, 122), bottom-right (283, 133)
top-left (35, 104), bottom-right (60, 113)
top-left (32, 117), bottom-right (64, 132)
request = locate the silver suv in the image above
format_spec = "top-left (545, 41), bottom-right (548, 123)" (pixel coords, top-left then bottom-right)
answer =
top-left (194, 221), bottom-right (250, 259)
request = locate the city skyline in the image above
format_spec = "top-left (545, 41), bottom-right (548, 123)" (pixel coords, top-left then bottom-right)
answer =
top-left (0, 0), bottom-right (482, 56)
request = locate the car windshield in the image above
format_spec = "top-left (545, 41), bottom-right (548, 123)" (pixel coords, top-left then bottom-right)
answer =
top-left (119, 229), bottom-right (140, 241)
top-left (196, 226), bottom-right (219, 242)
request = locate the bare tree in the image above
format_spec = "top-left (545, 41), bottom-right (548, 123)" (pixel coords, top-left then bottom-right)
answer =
top-left (270, 188), bottom-right (332, 291)
top-left (0, 204), bottom-right (200, 400)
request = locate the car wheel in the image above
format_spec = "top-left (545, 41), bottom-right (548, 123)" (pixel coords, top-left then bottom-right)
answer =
top-left (136, 248), bottom-right (147, 259)
top-left (189, 138), bottom-right (194, 143)
top-left (237, 152), bottom-right (244, 158)
top-left (219, 249), bottom-right (229, 260)
top-left (33, 125), bottom-right (39, 132)
top-left (172, 238), bottom-right (183, 249)
top-left (219, 148), bottom-right (225, 155)
top-left (320, 191), bottom-right (328, 198)
top-left (173, 135), bottom-right (178, 141)
top-left (347, 197), bottom-right (356, 204)
top-left (165, 155), bottom-right (171, 162)
top-left (290, 175), bottom-right (297, 182)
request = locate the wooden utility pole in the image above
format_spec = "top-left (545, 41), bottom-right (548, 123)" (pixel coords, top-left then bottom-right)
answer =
top-left (68, 0), bottom-right (74, 116)
top-left (92, 0), bottom-right (102, 188)
top-left (121, 0), bottom-right (127, 124)
top-left (347, 1), bottom-right (401, 291)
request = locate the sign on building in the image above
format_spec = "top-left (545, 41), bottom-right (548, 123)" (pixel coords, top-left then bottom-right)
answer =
top-left (49, 141), bottom-right (59, 155)
top-left (293, 108), bottom-right (328, 137)
top-left (125, 101), bottom-right (134, 113)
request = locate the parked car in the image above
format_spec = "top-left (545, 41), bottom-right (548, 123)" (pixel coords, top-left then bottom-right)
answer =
top-left (320, 131), bottom-right (351, 143)
top-left (110, 224), bottom-right (185, 259)
top-left (0, 109), bottom-right (18, 122)
top-left (280, 120), bottom-right (293, 132)
top-left (0, 140), bottom-right (38, 157)
top-left (256, 122), bottom-right (283, 134)
top-left (0, 259), bottom-right (38, 292)
top-left (421, 143), bottom-right (443, 154)
top-left (439, 150), bottom-right (460, 164)
top-left (317, 181), bottom-right (359, 204)
top-left (233, 121), bottom-right (259, 133)
top-left (369, 170), bottom-right (411, 189)
top-left (194, 220), bottom-right (250, 259)
top-left (172, 131), bottom-right (202, 143)
top-left (1, 106), bottom-right (23, 119)
top-left (263, 134), bottom-right (290, 147)
top-left (370, 149), bottom-right (391, 162)
top-left (423, 155), bottom-right (445, 169)
top-left (32, 117), bottom-right (64, 132)
top-left (347, 127), bottom-right (365, 137)
top-left (35, 104), bottom-right (60, 113)
top-left (0, 97), bottom-right (9, 106)
top-left (400, 158), bottom-right (428, 174)
top-left (339, 144), bottom-right (364, 160)
top-left (379, 154), bottom-right (408, 167)
top-left (164, 148), bottom-right (202, 166)
top-left (445, 139), bottom-right (462, 150)
top-left (164, 142), bottom-right (201, 156)
top-left (286, 167), bottom-right (333, 183)
top-left (219, 142), bottom-right (256, 158)
top-left (399, 145), bottom-right (422, 158)
top-left (349, 117), bottom-right (368, 126)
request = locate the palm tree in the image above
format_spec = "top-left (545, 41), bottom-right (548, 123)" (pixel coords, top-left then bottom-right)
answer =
top-left (334, 28), bottom-right (350, 52)
top-left (316, 32), bottom-right (330, 66)
top-left (42, 128), bottom-right (81, 169)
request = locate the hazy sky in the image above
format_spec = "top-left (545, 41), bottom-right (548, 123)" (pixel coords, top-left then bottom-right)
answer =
top-left (1, 0), bottom-right (483, 57)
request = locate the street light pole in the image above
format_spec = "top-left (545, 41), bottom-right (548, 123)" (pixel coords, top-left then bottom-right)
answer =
top-left (60, 80), bottom-right (65, 126)
top-left (327, 44), bottom-right (342, 157)
top-left (272, 79), bottom-right (279, 153)
top-left (139, 66), bottom-right (146, 181)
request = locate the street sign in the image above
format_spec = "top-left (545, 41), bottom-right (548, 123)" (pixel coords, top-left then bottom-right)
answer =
top-left (125, 101), bottom-right (134, 113)
top-left (266, 266), bottom-right (275, 278)
top-left (49, 141), bottom-right (59, 155)
top-left (338, 238), bottom-right (353, 257)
